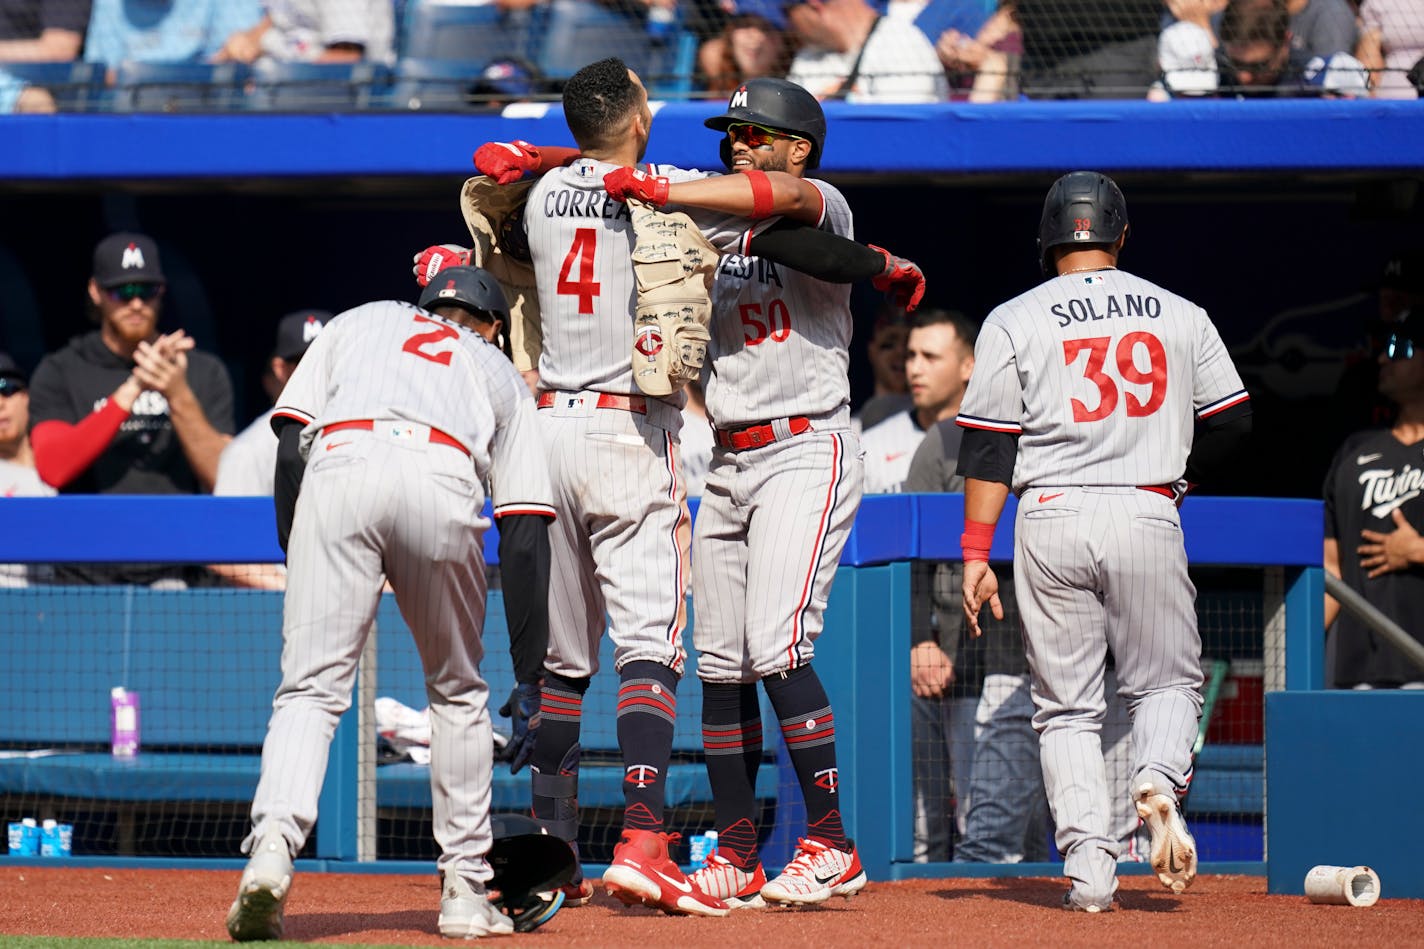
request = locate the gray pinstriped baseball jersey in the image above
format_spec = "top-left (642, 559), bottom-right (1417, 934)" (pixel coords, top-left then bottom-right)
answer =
top-left (703, 180), bottom-right (854, 428)
top-left (692, 180), bottom-right (865, 683)
top-left (523, 158), bottom-right (758, 398)
top-left (521, 158), bottom-right (765, 680)
top-left (955, 267), bottom-right (1248, 903)
top-left (252, 298), bottom-right (553, 886)
top-left (957, 269), bottom-right (1248, 491)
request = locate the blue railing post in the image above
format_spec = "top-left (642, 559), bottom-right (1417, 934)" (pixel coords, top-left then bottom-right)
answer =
top-left (1284, 565), bottom-right (1325, 690)
top-left (316, 702), bottom-right (359, 860)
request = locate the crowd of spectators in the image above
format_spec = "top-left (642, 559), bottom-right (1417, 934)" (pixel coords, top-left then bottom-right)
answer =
top-left (0, 0), bottom-right (1419, 111)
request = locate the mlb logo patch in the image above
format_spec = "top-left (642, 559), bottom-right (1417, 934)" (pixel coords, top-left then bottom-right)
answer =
top-left (1073, 229), bottom-right (1093, 241)
top-left (1083, 274), bottom-right (1105, 285)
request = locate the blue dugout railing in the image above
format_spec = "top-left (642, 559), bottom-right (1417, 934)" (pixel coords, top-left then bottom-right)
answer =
top-left (0, 494), bottom-right (1323, 878)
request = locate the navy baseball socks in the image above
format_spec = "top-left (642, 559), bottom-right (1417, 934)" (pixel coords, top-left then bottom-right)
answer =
top-left (759, 665), bottom-right (866, 906)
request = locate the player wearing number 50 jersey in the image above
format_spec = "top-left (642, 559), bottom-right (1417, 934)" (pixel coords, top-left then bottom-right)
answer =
top-left (957, 172), bottom-right (1251, 913)
top-left (599, 78), bottom-right (928, 908)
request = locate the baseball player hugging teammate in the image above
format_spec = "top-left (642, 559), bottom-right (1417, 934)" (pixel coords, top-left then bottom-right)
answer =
top-left (598, 78), bottom-right (924, 908)
top-left (419, 60), bottom-right (925, 916)
top-left (957, 172), bottom-right (1251, 912)
top-left (226, 268), bottom-right (556, 941)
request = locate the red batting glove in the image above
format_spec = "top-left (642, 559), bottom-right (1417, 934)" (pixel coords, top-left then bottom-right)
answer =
top-left (869, 245), bottom-right (927, 313)
top-left (603, 167), bottom-right (671, 207)
top-left (473, 140), bottom-right (542, 185)
top-left (413, 244), bottom-right (470, 287)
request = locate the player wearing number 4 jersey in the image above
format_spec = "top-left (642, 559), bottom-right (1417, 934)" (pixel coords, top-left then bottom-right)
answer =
top-left (456, 60), bottom-right (922, 918)
top-left (601, 77), bottom-right (925, 909)
top-left (957, 172), bottom-right (1251, 913)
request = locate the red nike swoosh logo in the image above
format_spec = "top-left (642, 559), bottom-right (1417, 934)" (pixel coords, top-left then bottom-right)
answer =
top-left (1037, 492), bottom-right (1064, 503)
top-left (325, 440), bottom-right (352, 451)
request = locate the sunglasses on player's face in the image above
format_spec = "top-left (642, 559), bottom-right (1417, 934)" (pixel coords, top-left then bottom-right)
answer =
top-left (106, 282), bottom-right (164, 304)
top-left (726, 122), bottom-right (801, 150)
top-left (0, 378), bottom-right (25, 396)
top-left (1385, 332), bottom-right (1418, 361)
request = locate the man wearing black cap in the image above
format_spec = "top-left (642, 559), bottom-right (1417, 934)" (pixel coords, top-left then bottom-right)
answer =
top-left (215, 309), bottom-right (332, 500)
top-left (26, 231), bottom-right (235, 584)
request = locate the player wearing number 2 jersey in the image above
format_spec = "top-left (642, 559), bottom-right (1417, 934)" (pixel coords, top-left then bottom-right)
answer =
top-left (228, 273), bottom-right (554, 941)
top-left (956, 172), bottom-right (1251, 913)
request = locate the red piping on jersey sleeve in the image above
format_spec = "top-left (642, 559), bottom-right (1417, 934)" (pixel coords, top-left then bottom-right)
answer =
top-left (493, 504), bottom-right (557, 521)
top-left (956, 416), bottom-right (1023, 435)
top-left (809, 180), bottom-right (827, 228)
top-left (30, 399), bottom-right (131, 488)
top-left (1197, 390), bottom-right (1250, 418)
top-left (271, 409), bottom-right (312, 429)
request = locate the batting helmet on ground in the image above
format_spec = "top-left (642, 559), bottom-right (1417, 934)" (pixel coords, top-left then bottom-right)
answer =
top-left (1037, 171), bottom-right (1130, 275)
top-left (486, 813), bottom-right (578, 933)
top-left (417, 265), bottom-right (511, 324)
top-left (704, 77), bottom-right (826, 170)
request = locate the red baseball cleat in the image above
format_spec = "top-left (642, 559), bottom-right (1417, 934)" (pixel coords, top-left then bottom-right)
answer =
top-left (602, 829), bottom-right (729, 917)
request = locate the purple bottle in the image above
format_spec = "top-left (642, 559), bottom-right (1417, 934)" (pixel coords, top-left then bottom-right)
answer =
top-left (110, 687), bottom-right (140, 757)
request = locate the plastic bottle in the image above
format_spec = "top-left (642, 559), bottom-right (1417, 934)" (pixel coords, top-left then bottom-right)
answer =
top-left (111, 687), bottom-right (140, 758)
top-left (647, 4), bottom-right (676, 41)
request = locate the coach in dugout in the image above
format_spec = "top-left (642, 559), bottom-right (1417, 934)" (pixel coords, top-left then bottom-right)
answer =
top-left (27, 230), bottom-right (234, 586)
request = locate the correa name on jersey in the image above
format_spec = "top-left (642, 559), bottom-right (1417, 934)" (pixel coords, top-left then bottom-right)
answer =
top-left (1050, 293), bottom-right (1162, 328)
top-left (540, 187), bottom-right (632, 222)
top-left (718, 254), bottom-right (784, 288)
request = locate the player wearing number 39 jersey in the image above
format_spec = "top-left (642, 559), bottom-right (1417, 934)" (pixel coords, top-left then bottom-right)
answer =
top-left (956, 172), bottom-right (1251, 913)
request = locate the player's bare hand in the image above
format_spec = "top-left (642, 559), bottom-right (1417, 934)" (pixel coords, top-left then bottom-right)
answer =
top-left (1358, 508), bottom-right (1424, 578)
top-left (962, 560), bottom-right (1002, 638)
top-left (413, 244), bottom-right (471, 287)
top-left (497, 681), bottom-right (542, 774)
top-left (473, 140), bottom-right (542, 185)
top-left (603, 167), bottom-right (670, 207)
top-left (869, 245), bottom-right (926, 312)
top-left (910, 641), bottom-right (954, 698)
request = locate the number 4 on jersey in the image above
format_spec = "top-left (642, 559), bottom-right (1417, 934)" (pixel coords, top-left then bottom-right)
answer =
top-left (558, 228), bottom-right (601, 314)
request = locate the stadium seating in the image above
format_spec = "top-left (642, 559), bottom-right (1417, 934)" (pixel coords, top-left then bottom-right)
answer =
top-left (111, 61), bottom-right (248, 112)
top-left (246, 60), bottom-right (389, 112)
top-left (389, 58), bottom-right (497, 111)
top-left (401, 1), bottom-right (540, 65)
top-left (0, 61), bottom-right (105, 112)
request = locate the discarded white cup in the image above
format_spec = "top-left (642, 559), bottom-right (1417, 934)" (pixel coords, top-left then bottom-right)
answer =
top-left (1304, 865), bottom-right (1381, 907)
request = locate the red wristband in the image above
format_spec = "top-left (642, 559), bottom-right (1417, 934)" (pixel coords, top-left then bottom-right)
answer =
top-left (745, 169), bottom-right (773, 220)
top-left (960, 518), bottom-right (996, 563)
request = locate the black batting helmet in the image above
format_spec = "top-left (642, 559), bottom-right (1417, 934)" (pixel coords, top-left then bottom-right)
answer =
top-left (418, 265), bottom-right (511, 323)
top-left (486, 813), bottom-right (577, 933)
top-left (704, 77), bottom-right (826, 170)
top-left (1037, 171), bottom-right (1129, 275)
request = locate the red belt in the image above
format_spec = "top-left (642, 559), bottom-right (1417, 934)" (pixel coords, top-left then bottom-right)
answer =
top-left (536, 391), bottom-right (647, 414)
top-left (322, 419), bottom-right (469, 457)
top-left (1138, 484), bottom-right (1175, 498)
top-left (714, 417), bottom-right (812, 451)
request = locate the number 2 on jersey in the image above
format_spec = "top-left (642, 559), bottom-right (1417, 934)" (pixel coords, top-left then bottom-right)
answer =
top-left (1062, 331), bottom-right (1166, 421)
top-left (402, 314), bottom-right (460, 365)
top-left (557, 228), bottom-right (601, 314)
